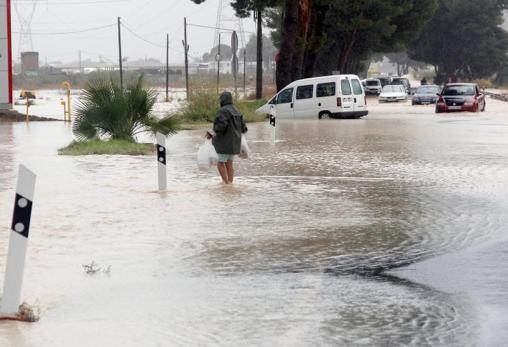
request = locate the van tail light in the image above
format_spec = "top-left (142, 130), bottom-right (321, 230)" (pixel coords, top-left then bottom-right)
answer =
top-left (364, 96), bottom-right (367, 105)
top-left (337, 97), bottom-right (342, 107)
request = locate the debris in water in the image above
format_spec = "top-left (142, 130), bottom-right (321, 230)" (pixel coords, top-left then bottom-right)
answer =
top-left (82, 261), bottom-right (101, 275)
top-left (82, 261), bottom-right (111, 275)
top-left (0, 302), bottom-right (40, 322)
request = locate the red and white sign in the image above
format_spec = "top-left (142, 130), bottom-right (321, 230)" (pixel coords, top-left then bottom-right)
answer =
top-left (0, 0), bottom-right (13, 109)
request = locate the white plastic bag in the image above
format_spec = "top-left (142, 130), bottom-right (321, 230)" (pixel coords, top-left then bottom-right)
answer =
top-left (239, 135), bottom-right (251, 159)
top-left (197, 140), bottom-right (218, 170)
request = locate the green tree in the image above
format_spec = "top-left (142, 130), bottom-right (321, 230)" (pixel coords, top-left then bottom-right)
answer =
top-left (202, 44), bottom-right (233, 62)
top-left (240, 34), bottom-right (277, 68)
top-left (73, 76), bottom-right (178, 142)
top-left (271, 0), bottom-right (437, 89)
top-left (191, 0), bottom-right (278, 98)
top-left (409, 0), bottom-right (508, 83)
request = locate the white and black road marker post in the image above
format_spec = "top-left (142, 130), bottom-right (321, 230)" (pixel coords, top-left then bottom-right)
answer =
top-left (156, 132), bottom-right (167, 191)
top-left (269, 105), bottom-right (276, 145)
top-left (1, 165), bottom-right (36, 315)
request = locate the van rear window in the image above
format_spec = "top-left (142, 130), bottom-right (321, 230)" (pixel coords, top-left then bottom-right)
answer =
top-left (296, 85), bottom-right (314, 99)
top-left (351, 79), bottom-right (363, 95)
top-left (316, 82), bottom-right (335, 97)
top-left (341, 80), bottom-right (352, 95)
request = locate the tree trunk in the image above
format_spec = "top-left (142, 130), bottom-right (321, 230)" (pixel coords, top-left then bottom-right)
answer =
top-left (338, 29), bottom-right (357, 73)
top-left (255, 9), bottom-right (263, 99)
top-left (290, 0), bottom-right (312, 81)
top-left (276, 0), bottom-right (299, 91)
top-left (303, 2), bottom-right (325, 78)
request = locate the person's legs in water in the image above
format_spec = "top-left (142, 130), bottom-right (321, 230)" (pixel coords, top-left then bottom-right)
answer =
top-left (226, 160), bottom-right (234, 184)
top-left (217, 162), bottom-right (229, 184)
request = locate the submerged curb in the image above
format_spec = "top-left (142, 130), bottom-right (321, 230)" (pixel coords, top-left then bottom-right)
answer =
top-left (485, 91), bottom-right (508, 102)
top-left (0, 110), bottom-right (61, 122)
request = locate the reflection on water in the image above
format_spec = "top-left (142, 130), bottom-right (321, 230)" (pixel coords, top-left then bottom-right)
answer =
top-left (0, 100), bottom-right (508, 346)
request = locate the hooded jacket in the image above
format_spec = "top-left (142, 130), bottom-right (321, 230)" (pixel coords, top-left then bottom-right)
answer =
top-left (211, 92), bottom-right (248, 155)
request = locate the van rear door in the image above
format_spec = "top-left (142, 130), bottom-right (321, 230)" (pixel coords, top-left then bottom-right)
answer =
top-left (339, 78), bottom-right (354, 113)
top-left (351, 78), bottom-right (367, 113)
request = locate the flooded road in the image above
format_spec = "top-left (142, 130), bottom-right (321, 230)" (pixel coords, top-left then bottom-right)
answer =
top-left (1, 98), bottom-right (508, 346)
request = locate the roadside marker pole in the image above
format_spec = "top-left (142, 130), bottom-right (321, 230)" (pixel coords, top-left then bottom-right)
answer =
top-left (156, 133), bottom-right (167, 191)
top-left (269, 105), bottom-right (276, 145)
top-left (1, 165), bottom-right (36, 315)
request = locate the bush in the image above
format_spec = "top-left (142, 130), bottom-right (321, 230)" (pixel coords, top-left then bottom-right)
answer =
top-left (472, 79), bottom-right (493, 90)
top-left (176, 84), bottom-right (267, 124)
top-left (176, 83), bottom-right (219, 122)
top-left (246, 84), bottom-right (277, 100)
top-left (73, 76), bottom-right (179, 142)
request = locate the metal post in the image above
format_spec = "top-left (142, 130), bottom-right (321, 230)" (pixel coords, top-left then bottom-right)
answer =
top-left (62, 81), bottom-right (71, 121)
top-left (25, 93), bottom-right (29, 122)
top-left (231, 31), bottom-right (238, 100)
top-left (117, 17), bottom-right (123, 90)
top-left (255, 9), bottom-right (263, 99)
top-left (243, 50), bottom-right (246, 99)
top-left (166, 33), bottom-right (169, 102)
top-left (183, 17), bottom-right (189, 100)
top-left (216, 34), bottom-right (221, 95)
top-left (156, 133), bottom-right (167, 191)
top-left (1, 165), bottom-right (36, 315)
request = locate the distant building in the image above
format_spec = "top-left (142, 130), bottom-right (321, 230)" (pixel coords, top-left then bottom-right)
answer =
top-left (21, 51), bottom-right (39, 75)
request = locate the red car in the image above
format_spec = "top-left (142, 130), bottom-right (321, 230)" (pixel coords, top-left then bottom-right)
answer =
top-left (436, 83), bottom-right (486, 113)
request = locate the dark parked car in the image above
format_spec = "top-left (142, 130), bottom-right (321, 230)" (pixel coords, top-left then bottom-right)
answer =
top-left (435, 83), bottom-right (486, 113)
top-left (376, 76), bottom-right (392, 87)
top-left (412, 85), bottom-right (441, 105)
top-left (391, 77), bottom-right (411, 95)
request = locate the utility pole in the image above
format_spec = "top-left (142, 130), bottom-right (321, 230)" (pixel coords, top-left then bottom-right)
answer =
top-left (255, 9), bottom-right (263, 100)
top-left (183, 17), bottom-right (189, 100)
top-left (78, 50), bottom-right (82, 74)
top-left (243, 50), bottom-right (246, 99)
top-left (216, 33), bottom-right (221, 95)
top-left (117, 17), bottom-right (123, 90)
top-left (166, 33), bottom-right (169, 102)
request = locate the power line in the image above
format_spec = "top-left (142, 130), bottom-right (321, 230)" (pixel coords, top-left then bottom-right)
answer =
top-left (187, 22), bottom-right (255, 35)
top-left (13, 0), bottom-right (134, 4)
top-left (12, 23), bottom-right (116, 35)
top-left (121, 22), bottom-right (164, 48)
top-left (121, 21), bottom-right (187, 55)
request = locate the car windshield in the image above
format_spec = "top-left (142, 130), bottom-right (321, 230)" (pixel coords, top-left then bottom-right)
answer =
top-left (391, 79), bottom-right (405, 85)
top-left (382, 85), bottom-right (402, 92)
top-left (416, 86), bottom-right (439, 94)
top-left (442, 85), bottom-right (475, 96)
top-left (366, 80), bottom-right (380, 86)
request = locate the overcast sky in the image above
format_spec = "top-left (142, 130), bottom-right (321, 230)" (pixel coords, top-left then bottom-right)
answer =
top-left (11, 0), bottom-right (258, 64)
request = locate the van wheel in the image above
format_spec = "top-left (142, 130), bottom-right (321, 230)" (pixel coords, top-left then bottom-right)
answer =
top-left (319, 111), bottom-right (331, 119)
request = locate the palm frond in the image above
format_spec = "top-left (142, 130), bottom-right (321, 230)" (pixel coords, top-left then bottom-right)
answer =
top-left (72, 75), bottom-right (178, 142)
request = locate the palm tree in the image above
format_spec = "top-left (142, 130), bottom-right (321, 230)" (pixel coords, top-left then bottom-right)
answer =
top-left (73, 76), bottom-right (178, 142)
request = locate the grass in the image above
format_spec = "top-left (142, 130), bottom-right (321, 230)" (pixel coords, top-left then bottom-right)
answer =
top-left (58, 139), bottom-right (154, 156)
top-left (176, 83), bottom-right (268, 125)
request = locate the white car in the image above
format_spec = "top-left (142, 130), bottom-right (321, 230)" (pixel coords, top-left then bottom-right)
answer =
top-left (378, 85), bottom-right (407, 102)
top-left (256, 74), bottom-right (368, 119)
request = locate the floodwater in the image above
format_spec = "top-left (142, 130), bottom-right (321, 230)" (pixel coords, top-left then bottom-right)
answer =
top-left (12, 88), bottom-right (186, 120)
top-left (1, 97), bottom-right (508, 346)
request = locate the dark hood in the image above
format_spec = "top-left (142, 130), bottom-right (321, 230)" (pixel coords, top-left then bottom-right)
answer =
top-left (219, 92), bottom-right (233, 107)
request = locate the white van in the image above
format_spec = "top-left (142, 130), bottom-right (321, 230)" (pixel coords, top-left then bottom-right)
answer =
top-left (256, 74), bottom-right (368, 119)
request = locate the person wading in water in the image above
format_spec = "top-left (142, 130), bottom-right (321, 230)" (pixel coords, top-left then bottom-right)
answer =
top-left (206, 91), bottom-right (248, 184)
